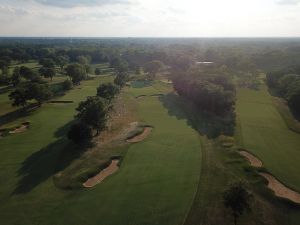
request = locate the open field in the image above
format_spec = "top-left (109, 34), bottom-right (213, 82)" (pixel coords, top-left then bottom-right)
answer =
top-left (236, 85), bottom-right (300, 192)
top-left (0, 79), bottom-right (202, 225)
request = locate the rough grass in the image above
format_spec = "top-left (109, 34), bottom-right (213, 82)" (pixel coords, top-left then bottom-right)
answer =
top-left (184, 137), bottom-right (289, 225)
top-left (235, 85), bottom-right (300, 193)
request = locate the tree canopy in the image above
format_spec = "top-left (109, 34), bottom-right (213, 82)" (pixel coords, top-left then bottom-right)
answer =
top-left (144, 60), bottom-right (164, 80)
top-left (65, 63), bottom-right (87, 85)
top-left (97, 83), bottom-right (119, 102)
top-left (75, 96), bottom-right (109, 134)
top-left (223, 183), bottom-right (252, 225)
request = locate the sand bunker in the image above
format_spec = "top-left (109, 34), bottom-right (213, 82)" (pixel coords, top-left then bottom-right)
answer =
top-left (239, 150), bottom-right (263, 167)
top-left (83, 160), bottom-right (119, 188)
top-left (259, 173), bottom-right (300, 204)
top-left (127, 127), bottom-right (152, 143)
top-left (9, 122), bottom-right (30, 134)
top-left (238, 149), bottom-right (300, 204)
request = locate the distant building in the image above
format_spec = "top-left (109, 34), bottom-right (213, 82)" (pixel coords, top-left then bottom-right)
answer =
top-left (196, 61), bottom-right (214, 65)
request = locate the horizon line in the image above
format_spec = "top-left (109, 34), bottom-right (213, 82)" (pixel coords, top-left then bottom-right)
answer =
top-left (0, 36), bottom-right (300, 39)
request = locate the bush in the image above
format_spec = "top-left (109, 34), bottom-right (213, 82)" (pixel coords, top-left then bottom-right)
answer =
top-left (62, 79), bottom-right (73, 91)
top-left (95, 68), bottom-right (102, 75)
top-left (67, 123), bottom-right (93, 145)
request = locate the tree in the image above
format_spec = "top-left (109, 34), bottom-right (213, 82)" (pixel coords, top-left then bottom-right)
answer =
top-left (114, 72), bottom-right (128, 87)
top-left (97, 83), bottom-right (119, 102)
top-left (39, 67), bottom-right (56, 81)
top-left (278, 74), bottom-right (300, 97)
top-left (19, 66), bottom-right (38, 81)
top-left (65, 64), bottom-right (87, 85)
top-left (9, 83), bottom-right (52, 108)
top-left (68, 122), bottom-right (93, 145)
top-left (76, 55), bottom-right (91, 65)
top-left (84, 65), bottom-right (91, 74)
top-left (173, 72), bottom-right (235, 115)
top-left (76, 96), bottom-right (109, 134)
top-left (55, 55), bottom-right (69, 72)
top-left (110, 57), bottom-right (129, 73)
top-left (144, 60), bottom-right (164, 80)
top-left (39, 58), bottom-right (55, 68)
top-left (9, 84), bottom-right (28, 107)
top-left (223, 183), bottom-right (252, 225)
top-left (62, 79), bottom-right (73, 91)
top-left (0, 70), bottom-right (10, 86)
top-left (0, 59), bottom-right (10, 69)
top-left (11, 67), bottom-right (21, 87)
top-left (95, 68), bottom-right (102, 75)
top-left (286, 79), bottom-right (300, 114)
top-left (28, 83), bottom-right (53, 106)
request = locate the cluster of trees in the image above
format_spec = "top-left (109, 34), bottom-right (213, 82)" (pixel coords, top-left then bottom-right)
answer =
top-left (267, 69), bottom-right (300, 115)
top-left (65, 63), bottom-right (87, 85)
top-left (8, 65), bottom-right (53, 107)
top-left (68, 82), bottom-right (121, 145)
top-left (9, 79), bottom-right (52, 108)
top-left (38, 58), bottom-right (57, 81)
top-left (173, 69), bottom-right (235, 115)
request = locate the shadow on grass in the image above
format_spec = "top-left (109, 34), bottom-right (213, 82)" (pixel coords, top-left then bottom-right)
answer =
top-left (131, 80), bottom-right (153, 88)
top-left (0, 108), bottom-right (30, 127)
top-left (159, 93), bottom-right (235, 138)
top-left (12, 122), bottom-right (86, 195)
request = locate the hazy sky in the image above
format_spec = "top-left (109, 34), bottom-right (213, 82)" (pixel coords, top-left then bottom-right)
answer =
top-left (0, 0), bottom-right (299, 37)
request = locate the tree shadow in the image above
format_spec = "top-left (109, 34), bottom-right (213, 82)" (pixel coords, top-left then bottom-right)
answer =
top-left (54, 120), bottom-right (75, 138)
top-left (0, 108), bottom-right (29, 127)
top-left (159, 93), bottom-right (235, 139)
top-left (12, 123), bottom-right (85, 195)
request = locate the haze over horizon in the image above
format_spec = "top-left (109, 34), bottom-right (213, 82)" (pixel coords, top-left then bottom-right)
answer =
top-left (0, 0), bottom-right (300, 37)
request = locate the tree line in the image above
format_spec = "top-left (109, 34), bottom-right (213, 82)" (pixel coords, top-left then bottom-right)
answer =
top-left (267, 68), bottom-right (300, 115)
top-left (173, 68), bottom-right (236, 116)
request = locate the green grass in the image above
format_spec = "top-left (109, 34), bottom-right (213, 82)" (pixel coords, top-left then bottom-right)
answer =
top-left (236, 85), bottom-right (300, 192)
top-left (0, 79), bottom-right (202, 225)
top-left (0, 91), bottom-right (15, 117)
top-left (129, 80), bottom-right (172, 98)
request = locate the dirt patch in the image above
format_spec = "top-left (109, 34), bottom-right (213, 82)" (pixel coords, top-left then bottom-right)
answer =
top-left (239, 150), bottom-right (263, 167)
top-left (259, 172), bottom-right (300, 204)
top-left (83, 160), bottom-right (120, 188)
top-left (160, 79), bottom-right (173, 84)
top-left (127, 127), bottom-right (152, 143)
top-left (9, 122), bottom-right (30, 134)
top-left (136, 95), bottom-right (147, 99)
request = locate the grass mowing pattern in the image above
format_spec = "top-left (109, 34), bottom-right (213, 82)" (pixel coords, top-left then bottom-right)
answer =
top-left (0, 81), bottom-right (202, 225)
top-left (236, 85), bottom-right (300, 192)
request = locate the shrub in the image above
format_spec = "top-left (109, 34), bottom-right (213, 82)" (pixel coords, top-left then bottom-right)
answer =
top-left (62, 79), bottom-right (73, 91)
top-left (95, 68), bottom-right (102, 75)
